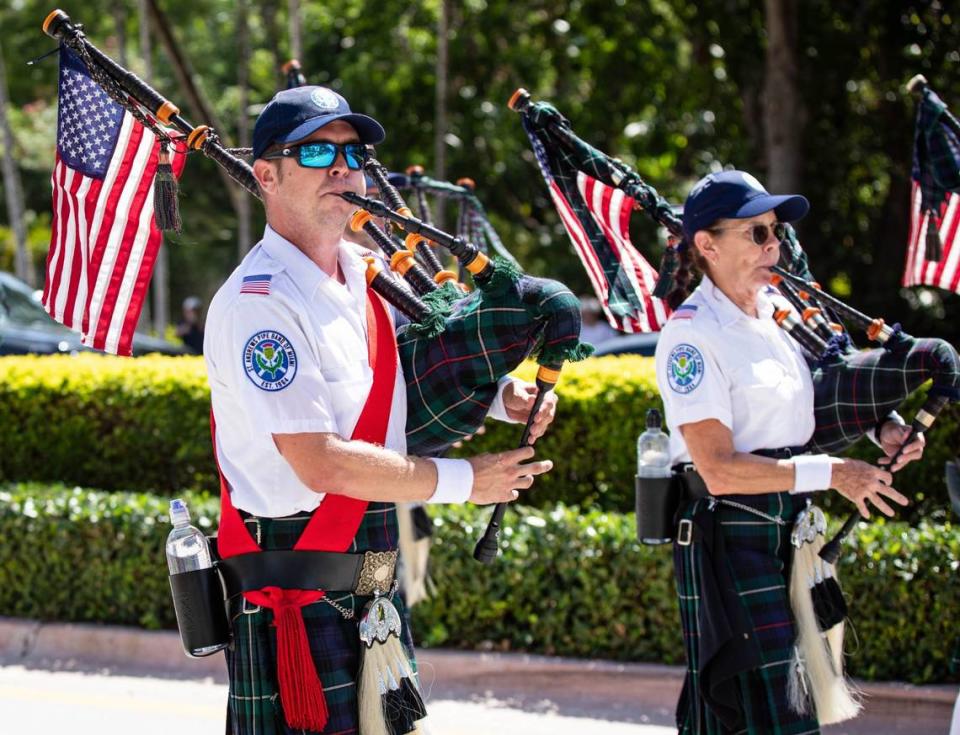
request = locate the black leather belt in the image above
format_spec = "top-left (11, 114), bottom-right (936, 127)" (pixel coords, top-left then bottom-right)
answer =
top-left (217, 549), bottom-right (398, 599)
top-left (672, 446), bottom-right (810, 501)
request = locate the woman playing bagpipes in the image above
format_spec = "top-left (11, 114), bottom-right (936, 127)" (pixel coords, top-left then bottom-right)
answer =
top-left (654, 170), bottom-right (924, 735)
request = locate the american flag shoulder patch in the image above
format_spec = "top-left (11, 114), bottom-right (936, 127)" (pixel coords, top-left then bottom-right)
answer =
top-left (670, 304), bottom-right (698, 321)
top-left (240, 273), bottom-right (272, 295)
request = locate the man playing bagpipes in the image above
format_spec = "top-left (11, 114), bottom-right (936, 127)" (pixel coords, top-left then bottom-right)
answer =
top-left (654, 171), bottom-right (925, 734)
top-left (205, 85), bottom-right (557, 735)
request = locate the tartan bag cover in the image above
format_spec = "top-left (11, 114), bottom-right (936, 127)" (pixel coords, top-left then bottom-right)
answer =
top-left (807, 331), bottom-right (960, 453)
top-left (215, 290), bottom-right (414, 735)
top-left (674, 493), bottom-right (821, 735)
top-left (400, 259), bottom-right (591, 456)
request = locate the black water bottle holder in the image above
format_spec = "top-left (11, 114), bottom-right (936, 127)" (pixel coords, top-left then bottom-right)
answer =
top-left (635, 474), bottom-right (681, 545)
top-left (168, 565), bottom-right (230, 657)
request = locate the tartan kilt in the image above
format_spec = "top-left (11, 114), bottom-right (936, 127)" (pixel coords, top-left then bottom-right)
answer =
top-left (224, 503), bottom-right (420, 735)
top-left (674, 492), bottom-right (821, 735)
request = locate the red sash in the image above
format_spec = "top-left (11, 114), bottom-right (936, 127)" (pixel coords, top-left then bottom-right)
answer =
top-left (212, 289), bottom-right (397, 732)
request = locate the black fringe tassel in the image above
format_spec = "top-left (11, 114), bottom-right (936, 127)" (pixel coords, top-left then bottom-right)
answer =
top-left (925, 210), bottom-right (942, 262)
top-left (153, 143), bottom-right (182, 233)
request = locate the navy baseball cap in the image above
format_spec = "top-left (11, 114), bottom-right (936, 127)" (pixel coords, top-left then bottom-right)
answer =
top-left (252, 86), bottom-right (385, 159)
top-left (681, 170), bottom-right (809, 241)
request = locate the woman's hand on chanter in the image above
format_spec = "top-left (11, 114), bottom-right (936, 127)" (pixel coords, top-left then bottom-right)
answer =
top-left (876, 421), bottom-right (926, 472)
top-left (831, 458), bottom-right (909, 519)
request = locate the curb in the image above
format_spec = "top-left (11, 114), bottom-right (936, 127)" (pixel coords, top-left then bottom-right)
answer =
top-left (1, 616), bottom-right (956, 714)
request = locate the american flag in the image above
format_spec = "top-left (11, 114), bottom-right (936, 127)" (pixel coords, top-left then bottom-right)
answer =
top-left (902, 183), bottom-right (960, 292)
top-left (43, 46), bottom-right (185, 355)
top-left (524, 121), bottom-right (669, 333)
top-left (902, 85), bottom-right (960, 294)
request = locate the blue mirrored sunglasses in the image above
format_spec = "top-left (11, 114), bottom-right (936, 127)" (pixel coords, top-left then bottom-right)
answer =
top-left (262, 141), bottom-right (368, 170)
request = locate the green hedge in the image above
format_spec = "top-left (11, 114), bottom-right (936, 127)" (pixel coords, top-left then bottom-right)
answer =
top-left (0, 354), bottom-right (958, 517)
top-left (0, 483), bottom-right (956, 683)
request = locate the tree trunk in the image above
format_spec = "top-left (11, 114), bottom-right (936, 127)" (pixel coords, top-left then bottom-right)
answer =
top-left (144, 0), bottom-right (245, 219)
top-left (113, 4), bottom-right (128, 67)
top-left (0, 40), bottom-right (32, 285)
top-left (434, 0), bottom-right (450, 231)
top-left (140, 0), bottom-right (168, 336)
top-left (237, 0), bottom-right (253, 260)
top-left (288, 0), bottom-right (303, 63)
top-left (762, 0), bottom-right (804, 194)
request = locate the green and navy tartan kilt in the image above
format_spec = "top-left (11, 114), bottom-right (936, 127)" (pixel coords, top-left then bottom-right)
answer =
top-left (674, 492), bottom-right (820, 735)
top-left (224, 502), bottom-right (419, 735)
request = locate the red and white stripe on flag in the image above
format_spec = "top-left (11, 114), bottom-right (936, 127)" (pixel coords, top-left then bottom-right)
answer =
top-left (902, 181), bottom-right (960, 293)
top-left (42, 114), bottom-right (186, 356)
top-left (545, 170), bottom-right (670, 332)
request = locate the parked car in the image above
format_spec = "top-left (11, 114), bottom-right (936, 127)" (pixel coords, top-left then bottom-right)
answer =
top-left (0, 271), bottom-right (188, 356)
top-left (590, 331), bottom-right (660, 357)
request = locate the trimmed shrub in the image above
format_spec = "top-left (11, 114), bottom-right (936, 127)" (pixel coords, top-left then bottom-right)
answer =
top-left (0, 355), bottom-right (211, 493)
top-left (0, 483), bottom-right (956, 684)
top-left (1, 354), bottom-right (957, 517)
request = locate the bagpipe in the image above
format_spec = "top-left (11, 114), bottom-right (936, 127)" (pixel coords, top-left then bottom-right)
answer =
top-left (511, 87), bottom-right (960, 544)
top-left (41, 10), bottom-right (591, 565)
top-left (340, 171), bottom-right (592, 563)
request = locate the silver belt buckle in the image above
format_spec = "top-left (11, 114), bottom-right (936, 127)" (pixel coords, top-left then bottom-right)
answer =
top-left (676, 519), bottom-right (693, 546)
top-left (355, 550), bottom-right (398, 596)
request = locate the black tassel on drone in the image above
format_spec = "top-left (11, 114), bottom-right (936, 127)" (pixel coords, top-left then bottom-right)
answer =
top-left (153, 142), bottom-right (182, 233)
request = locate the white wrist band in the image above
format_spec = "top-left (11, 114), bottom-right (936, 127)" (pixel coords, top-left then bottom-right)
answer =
top-left (790, 455), bottom-right (837, 494)
top-left (426, 458), bottom-right (474, 504)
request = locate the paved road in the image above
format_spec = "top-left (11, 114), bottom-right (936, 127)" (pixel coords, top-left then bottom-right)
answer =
top-left (2, 662), bottom-right (955, 735)
top-left (0, 665), bottom-right (675, 735)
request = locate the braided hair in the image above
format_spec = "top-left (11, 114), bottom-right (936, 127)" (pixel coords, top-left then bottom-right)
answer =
top-left (665, 240), bottom-right (709, 311)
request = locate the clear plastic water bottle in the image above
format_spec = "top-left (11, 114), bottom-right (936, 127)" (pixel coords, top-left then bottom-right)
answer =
top-left (637, 409), bottom-right (671, 478)
top-left (166, 498), bottom-right (228, 657)
top-left (165, 498), bottom-right (213, 574)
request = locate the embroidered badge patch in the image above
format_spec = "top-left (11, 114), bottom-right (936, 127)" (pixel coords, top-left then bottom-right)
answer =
top-left (667, 343), bottom-right (705, 394)
top-left (310, 87), bottom-right (340, 110)
top-left (243, 331), bottom-right (297, 391)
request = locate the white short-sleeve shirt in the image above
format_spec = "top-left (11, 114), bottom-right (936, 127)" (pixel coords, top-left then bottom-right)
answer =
top-left (204, 226), bottom-right (411, 517)
top-left (653, 275), bottom-right (816, 465)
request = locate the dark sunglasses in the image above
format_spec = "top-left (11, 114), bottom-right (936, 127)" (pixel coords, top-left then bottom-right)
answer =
top-left (708, 221), bottom-right (787, 246)
top-left (262, 141), bottom-right (368, 170)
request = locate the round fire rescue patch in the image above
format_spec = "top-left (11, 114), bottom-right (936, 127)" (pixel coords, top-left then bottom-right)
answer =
top-left (243, 331), bottom-right (297, 391)
top-left (667, 343), bottom-right (705, 394)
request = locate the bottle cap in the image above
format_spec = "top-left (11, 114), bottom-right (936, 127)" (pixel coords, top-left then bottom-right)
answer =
top-left (645, 408), bottom-right (662, 429)
top-left (169, 498), bottom-right (190, 526)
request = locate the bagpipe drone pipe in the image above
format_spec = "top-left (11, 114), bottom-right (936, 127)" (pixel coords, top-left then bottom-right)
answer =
top-left (387, 165), bottom-right (521, 271)
top-left (511, 88), bottom-right (960, 547)
top-left (40, 11), bottom-right (593, 564)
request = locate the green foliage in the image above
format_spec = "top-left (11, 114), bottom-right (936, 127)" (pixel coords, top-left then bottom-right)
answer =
top-left (2, 1), bottom-right (957, 347)
top-left (2, 354), bottom-right (958, 521)
top-left (0, 482), bottom-right (956, 684)
top-left (0, 355), bottom-right (212, 493)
